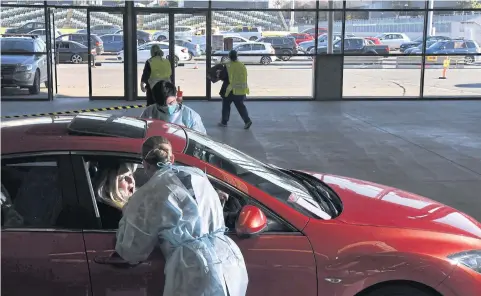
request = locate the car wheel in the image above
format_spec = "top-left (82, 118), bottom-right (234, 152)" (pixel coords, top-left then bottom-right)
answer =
top-left (188, 52), bottom-right (193, 61)
top-left (71, 54), bottom-right (83, 64)
top-left (360, 284), bottom-right (437, 296)
top-left (249, 36), bottom-right (258, 41)
top-left (260, 56), bottom-right (271, 65)
top-left (281, 50), bottom-right (292, 61)
top-left (465, 56), bottom-right (475, 64)
top-left (221, 56), bottom-right (229, 63)
top-left (307, 46), bottom-right (314, 53)
top-left (29, 70), bottom-right (40, 95)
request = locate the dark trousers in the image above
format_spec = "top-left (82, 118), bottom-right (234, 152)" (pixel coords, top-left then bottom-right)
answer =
top-left (146, 85), bottom-right (154, 106)
top-left (221, 93), bottom-right (251, 124)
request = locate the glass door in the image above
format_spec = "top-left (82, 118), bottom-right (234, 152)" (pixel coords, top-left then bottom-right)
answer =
top-left (87, 8), bottom-right (125, 99)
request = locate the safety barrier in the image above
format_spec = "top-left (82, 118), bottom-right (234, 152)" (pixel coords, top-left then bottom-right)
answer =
top-left (1, 104), bottom-right (146, 119)
top-left (395, 56), bottom-right (465, 69)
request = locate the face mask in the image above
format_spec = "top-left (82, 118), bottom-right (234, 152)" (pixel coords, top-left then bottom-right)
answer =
top-left (167, 103), bottom-right (178, 115)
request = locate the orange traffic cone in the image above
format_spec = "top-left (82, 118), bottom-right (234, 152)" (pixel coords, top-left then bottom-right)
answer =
top-left (177, 86), bottom-right (183, 103)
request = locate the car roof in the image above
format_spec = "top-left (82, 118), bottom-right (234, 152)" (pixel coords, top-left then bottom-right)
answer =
top-left (1, 115), bottom-right (187, 156)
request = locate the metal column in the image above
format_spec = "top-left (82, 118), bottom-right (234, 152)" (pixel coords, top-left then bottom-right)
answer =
top-left (327, 0), bottom-right (334, 54)
top-left (124, 1), bottom-right (136, 100)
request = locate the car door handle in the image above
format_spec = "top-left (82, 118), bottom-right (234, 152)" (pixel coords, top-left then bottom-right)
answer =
top-left (94, 255), bottom-right (138, 268)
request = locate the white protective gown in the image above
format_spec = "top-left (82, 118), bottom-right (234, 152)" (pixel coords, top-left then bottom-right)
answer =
top-left (115, 165), bottom-right (248, 296)
top-left (140, 104), bottom-right (207, 135)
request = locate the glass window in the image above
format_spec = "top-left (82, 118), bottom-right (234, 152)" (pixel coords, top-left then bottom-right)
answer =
top-left (1, 157), bottom-right (65, 228)
top-left (252, 44), bottom-right (264, 50)
top-left (184, 131), bottom-right (330, 219)
top-left (237, 44), bottom-right (252, 51)
top-left (0, 40), bottom-right (35, 53)
top-left (113, 35), bottom-right (122, 42)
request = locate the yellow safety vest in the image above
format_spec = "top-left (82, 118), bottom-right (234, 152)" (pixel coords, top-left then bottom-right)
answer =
top-left (148, 57), bottom-right (172, 87)
top-left (225, 61), bottom-right (249, 97)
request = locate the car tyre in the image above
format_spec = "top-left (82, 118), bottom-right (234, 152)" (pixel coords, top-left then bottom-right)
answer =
top-left (306, 46), bottom-right (314, 53)
top-left (280, 50), bottom-right (292, 61)
top-left (465, 56), bottom-right (475, 65)
top-left (260, 56), bottom-right (271, 65)
top-left (29, 70), bottom-right (40, 95)
top-left (360, 284), bottom-right (437, 296)
top-left (249, 36), bottom-right (258, 41)
top-left (71, 54), bottom-right (83, 64)
top-left (188, 52), bottom-right (193, 61)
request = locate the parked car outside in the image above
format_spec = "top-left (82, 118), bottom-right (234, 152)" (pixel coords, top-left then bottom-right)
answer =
top-left (2, 113), bottom-right (480, 296)
top-left (86, 24), bottom-right (121, 36)
top-left (167, 39), bottom-right (202, 60)
top-left (115, 29), bottom-right (152, 45)
top-left (55, 40), bottom-right (95, 64)
top-left (425, 39), bottom-right (480, 64)
top-left (364, 36), bottom-right (381, 45)
top-left (99, 34), bottom-right (124, 53)
top-left (222, 26), bottom-right (262, 41)
top-left (400, 35), bottom-right (451, 52)
top-left (376, 33), bottom-right (411, 50)
top-left (289, 33), bottom-right (313, 45)
top-left (0, 35), bottom-right (48, 94)
top-left (404, 40), bottom-right (438, 54)
top-left (27, 29), bottom-right (63, 43)
top-left (300, 27), bottom-right (328, 38)
top-left (212, 42), bottom-right (277, 65)
top-left (117, 41), bottom-right (189, 66)
top-left (316, 38), bottom-right (390, 55)
top-left (5, 21), bottom-right (51, 34)
top-left (257, 36), bottom-right (298, 61)
top-left (56, 33), bottom-right (104, 55)
top-left (153, 26), bottom-right (195, 41)
top-left (298, 33), bottom-right (355, 54)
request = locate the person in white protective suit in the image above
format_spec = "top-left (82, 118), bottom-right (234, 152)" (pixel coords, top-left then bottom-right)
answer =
top-left (139, 80), bottom-right (207, 135)
top-left (115, 136), bottom-right (248, 296)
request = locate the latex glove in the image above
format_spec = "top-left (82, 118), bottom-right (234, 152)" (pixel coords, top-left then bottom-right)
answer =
top-left (140, 83), bottom-right (146, 93)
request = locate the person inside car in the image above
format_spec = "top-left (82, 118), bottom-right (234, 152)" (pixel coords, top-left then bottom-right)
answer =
top-left (115, 135), bottom-right (248, 296)
top-left (93, 163), bottom-right (137, 229)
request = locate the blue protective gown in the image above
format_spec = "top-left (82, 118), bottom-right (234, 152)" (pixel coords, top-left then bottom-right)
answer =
top-left (140, 104), bottom-right (207, 135)
top-left (115, 165), bottom-right (248, 296)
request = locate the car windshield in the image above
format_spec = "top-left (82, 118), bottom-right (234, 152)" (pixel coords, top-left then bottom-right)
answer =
top-left (184, 130), bottom-right (331, 219)
top-left (414, 36), bottom-right (423, 42)
top-left (428, 41), bottom-right (444, 49)
top-left (1, 39), bottom-right (35, 53)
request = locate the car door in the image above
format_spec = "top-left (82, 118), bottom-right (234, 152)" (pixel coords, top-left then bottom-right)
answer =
top-left (71, 153), bottom-right (166, 296)
top-left (251, 43), bottom-right (265, 64)
top-left (101, 35), bottom-right (114, 52)
top-left (236, 44), bottom-right (253, 63)
top-left (113, 35), bottom-right (123, 52)
top-left (57, 41), bottom-right (70, 62)
top-left (1, 153), bottom-right (91, 296)
top-left (137, 44), bottom-right (151, 63)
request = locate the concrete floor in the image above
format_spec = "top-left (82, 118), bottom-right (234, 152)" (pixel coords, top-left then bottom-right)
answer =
top-left (2, 99), bottom-right (481, 221)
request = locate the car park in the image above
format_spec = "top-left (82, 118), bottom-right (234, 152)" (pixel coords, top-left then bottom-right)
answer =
top-left (56, 33), bottom-right (104, 55)
top-left (212, 42), bottom-right (277, 65)
top-left (117, 41), bottom-right (189, 66)
top-left (0, 35), bottom-right (49, 94)
top-left (55, 40), bottom-right (95, 64)
top-left (2, 113), bottom-right (481, 296)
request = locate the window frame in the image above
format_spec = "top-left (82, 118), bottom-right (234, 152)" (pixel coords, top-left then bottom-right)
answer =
top-left (1, 152), bottom-right (80, 232)
top-left (71, 151), bottom-right (299, 235)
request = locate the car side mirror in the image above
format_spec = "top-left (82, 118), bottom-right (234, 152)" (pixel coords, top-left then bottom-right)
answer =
top-left (235, 205), bottom-right (267, 238)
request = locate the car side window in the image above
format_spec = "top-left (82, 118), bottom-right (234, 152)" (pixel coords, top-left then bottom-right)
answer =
top-left (1, 157), bottom-right (66, 229)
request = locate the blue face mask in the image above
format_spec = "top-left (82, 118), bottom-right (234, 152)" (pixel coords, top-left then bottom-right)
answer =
top-left (167, 103), bottom-right (178, 115)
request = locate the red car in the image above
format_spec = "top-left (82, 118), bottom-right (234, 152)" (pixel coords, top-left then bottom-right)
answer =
top-left (290, 33), bottom-right (313, 45)
top-left (365, 36), bottom-right (382, 45)
top-left (2, 114), bottom-right (481, 296)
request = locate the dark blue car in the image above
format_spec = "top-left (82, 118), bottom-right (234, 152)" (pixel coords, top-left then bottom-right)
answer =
top-left (425, 39), bottom-right (480, 64)
top-left (400, 35), bottom-right (451, 53)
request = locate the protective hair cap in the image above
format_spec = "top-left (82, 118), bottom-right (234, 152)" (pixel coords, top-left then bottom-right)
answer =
top-left (151, 44), bottom-right (164, 57)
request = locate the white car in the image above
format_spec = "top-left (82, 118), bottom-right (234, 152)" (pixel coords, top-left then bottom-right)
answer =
top-left (376, 33), bottom-right (411, 50)
top-left (212, 42), bottom-right (276, 65)
top-left (28, 29), bottom-right (63, 42)
top-left (153, 26), bottom-right (195, 41)
top-left (117, 41), bottom-right (189, 65)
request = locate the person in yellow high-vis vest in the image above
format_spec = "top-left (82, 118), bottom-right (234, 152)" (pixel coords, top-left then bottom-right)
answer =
top-left (140, 44), bottom-right (172, 106)
top-left (217, 50), bottom-right (252, 129)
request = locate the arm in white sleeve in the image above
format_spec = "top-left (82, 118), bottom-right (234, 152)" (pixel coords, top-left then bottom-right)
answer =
top-left (189, 111), bottom-right (207, 135)
top-left (115, 216), bottom-right (157, 264)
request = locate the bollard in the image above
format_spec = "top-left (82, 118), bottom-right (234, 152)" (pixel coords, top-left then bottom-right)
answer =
top-left (439, 57), bottom-right (450, 80)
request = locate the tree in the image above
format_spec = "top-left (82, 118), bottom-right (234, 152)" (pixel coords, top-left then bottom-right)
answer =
top-left (471, 0), bottom-right (481, 8)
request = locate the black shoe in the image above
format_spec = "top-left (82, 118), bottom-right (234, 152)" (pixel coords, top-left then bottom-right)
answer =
top-left (244, 121), bottom-right (252, 129)
top-left (218, 122), bottom-right (227, 127)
